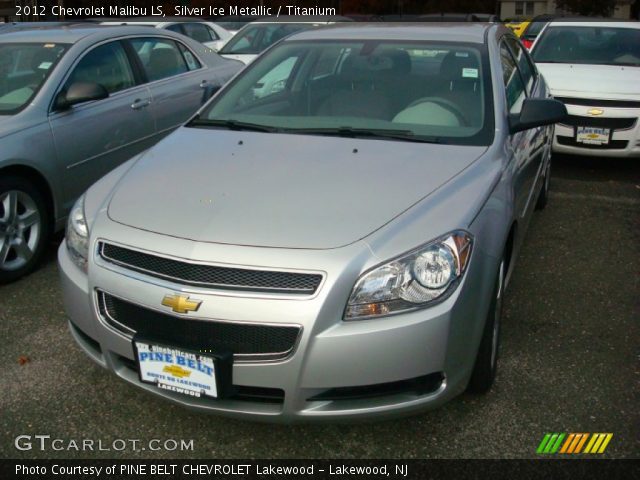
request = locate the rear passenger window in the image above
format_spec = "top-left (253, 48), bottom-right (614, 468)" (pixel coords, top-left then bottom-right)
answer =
top-left (177, 43), bottom-right (201, 71)
top-left (129, 38), bottom-right (189, 82)
top-left (66, 41), bottom-right (135, 94)
top-left (505, 36), bottom-right (536, 94)
top-left (500, 43), bottom-right (526, 115)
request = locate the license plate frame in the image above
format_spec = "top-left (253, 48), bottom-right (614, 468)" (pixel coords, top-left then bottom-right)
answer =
top-left (132, 337), bottom-right (232, 399)
top-left (575, 126), bottom-right (611, 145)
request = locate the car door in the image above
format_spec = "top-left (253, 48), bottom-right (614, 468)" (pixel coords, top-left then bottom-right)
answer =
top-left (499, 39), bottom-right (541, 225)
top-left (48, 39), bottom-right (155, 212)
top-left (127, 36), bottom-right (219, 137)
top-left (505, 36), bottom-right (549, 198)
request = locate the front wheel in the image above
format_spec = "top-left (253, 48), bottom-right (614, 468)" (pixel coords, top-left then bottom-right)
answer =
top-left (0, 176), bottom-right (50, 283)
top-left (467, 258), bottom-right (505, 393)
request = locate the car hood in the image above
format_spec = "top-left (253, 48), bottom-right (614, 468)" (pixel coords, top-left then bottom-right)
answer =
top-left (0, 115), bottom-right (19, 138)
top-left (219, 53), bottom-right (256, 65)
top-left (537, 63), bottom-right (640, 98)
top-left (0, 114), bottom-right (24, 139)
top-left (107, 128), bottom-right (486, 249)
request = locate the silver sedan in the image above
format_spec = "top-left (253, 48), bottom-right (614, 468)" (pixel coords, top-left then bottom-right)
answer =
top-left (58, 23), bottom-right (566, 421)
top-left (0, 25), bottom-right (242, 282)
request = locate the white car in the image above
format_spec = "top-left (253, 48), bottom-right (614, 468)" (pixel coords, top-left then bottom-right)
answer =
top-left (217, 18), bottom-right (347, 65)
top-left (101, 18), bottom-right (232, 51)
top-left (531, 21), bottom-right (640, 158)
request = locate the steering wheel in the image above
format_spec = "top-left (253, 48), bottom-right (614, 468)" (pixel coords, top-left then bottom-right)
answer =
top-left (405, 97), bottom-right (470, 127)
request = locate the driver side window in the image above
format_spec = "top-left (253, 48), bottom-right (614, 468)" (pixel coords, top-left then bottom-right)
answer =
top-left (500, 42), bottom-right (526, 115)
top-left (66, 42), bottom-right (135, 94)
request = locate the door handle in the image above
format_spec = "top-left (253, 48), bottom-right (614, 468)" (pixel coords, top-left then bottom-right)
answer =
top-left (131, 98), bottom-right (151, 110)
top-left (199, 80), bottom-right (209, 89)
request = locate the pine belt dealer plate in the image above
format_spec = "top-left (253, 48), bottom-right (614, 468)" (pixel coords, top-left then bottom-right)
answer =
top-left (133, 340), bottom-right (218, 399)
top-left (576, 126), bottom-right (610, 145)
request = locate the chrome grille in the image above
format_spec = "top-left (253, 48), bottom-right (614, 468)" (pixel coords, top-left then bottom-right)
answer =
top-left (99, 242), bottom-right (323, 295)
top-left (97, 291), bottom-right (301, 362)
top-left (558, 115), bottom-right (636, 130)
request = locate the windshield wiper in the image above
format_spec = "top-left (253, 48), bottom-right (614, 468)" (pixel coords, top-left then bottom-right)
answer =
top-left (289, 126), bottom-right (444, 144)
top-left (187, 117), bottom-right (279, 133)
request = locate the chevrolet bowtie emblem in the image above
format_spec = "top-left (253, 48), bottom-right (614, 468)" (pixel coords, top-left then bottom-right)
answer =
top-left (163, 365), bottom-right (192, 378)
top-left (161, 294), bottom-right (202, 314)
top-left (587, 108), bottom-right (604, 116)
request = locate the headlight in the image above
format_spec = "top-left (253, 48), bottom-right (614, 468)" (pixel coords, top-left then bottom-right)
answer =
top-left (66, 194), bottom-right (89, 271)
top-left (344, 231), bottom-right (473, 320)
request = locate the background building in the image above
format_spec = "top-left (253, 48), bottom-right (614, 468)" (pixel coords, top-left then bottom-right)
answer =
top-left (1, 1), bottom-right (15, 21)
top-left (499, 0), bottom-right (634, 19)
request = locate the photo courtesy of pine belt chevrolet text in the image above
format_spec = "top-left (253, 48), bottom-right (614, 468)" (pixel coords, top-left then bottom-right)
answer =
top-left (54, 22), bottom-right (571, 421)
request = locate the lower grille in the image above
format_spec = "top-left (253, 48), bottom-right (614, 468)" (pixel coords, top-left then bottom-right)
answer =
top-left (99, 242), bottom-right (323, 295)
top-left (557, 136), bottom-right (628, 150)
top-left (97, 292), bottom-right (301, 362)
top-left (307, 372), bottom-right (444, 401)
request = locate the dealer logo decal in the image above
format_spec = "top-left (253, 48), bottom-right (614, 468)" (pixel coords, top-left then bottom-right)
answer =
top-left (537, 433), bottom-right (613, 454)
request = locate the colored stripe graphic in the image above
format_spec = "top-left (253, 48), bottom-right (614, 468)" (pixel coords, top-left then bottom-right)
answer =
top-left (539, 433), bottom-right (613, 454)
top-left (584, 433), bottom-right (614, 454)
top-left (537, 433), bottom-right (565, 454)
top-left (537, 434), bottom-right (552, 454)
top-left (574, 433), bottom-right (589, 453)
top-left (597, 434), bottom-right (613, 453)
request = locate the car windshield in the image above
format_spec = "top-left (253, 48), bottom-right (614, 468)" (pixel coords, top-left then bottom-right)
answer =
top-left (196, 40), bottom-right (493, 145)
top-left (0, 42), bottom-right (68, 114)
top-left (532, 26), bottom-right (640, 66)
top-left (218, 23), bottom-right (318, 55)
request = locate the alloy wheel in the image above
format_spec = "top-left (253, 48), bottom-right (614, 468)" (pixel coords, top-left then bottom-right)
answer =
top-left (0, 190), bottom-right (42, 272)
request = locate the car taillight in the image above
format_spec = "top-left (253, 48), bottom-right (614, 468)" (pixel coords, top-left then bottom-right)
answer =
top-left (522, 38), bottom-right (533, 49)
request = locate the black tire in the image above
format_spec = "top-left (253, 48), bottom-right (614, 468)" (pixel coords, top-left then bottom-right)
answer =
top-left (535, 158), bottom-right (551, 211)
top-left (467, 258), bottom-right (505, 393)
top-left (0, 176), bottom-right (51, 283)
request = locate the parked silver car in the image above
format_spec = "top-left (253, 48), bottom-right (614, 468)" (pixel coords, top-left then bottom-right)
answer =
top-left (59, 24), bottom-right (566, 421)
top-left (101, 18), bottom-right (233, 52)
top-left (0, 25), bottom-right (242, 281)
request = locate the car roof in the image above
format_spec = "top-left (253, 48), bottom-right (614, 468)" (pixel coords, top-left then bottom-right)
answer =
top-left (0, 24), bottom-right (171, 44)
top-left (251, 15), bottom-right (353, 24)
top-left (102, 16), bottom-right (209, 24)
top-left (285, 23), bottom-right (492, 43)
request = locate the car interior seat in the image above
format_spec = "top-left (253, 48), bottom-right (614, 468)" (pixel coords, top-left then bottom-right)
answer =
top-left (316, 52), bottom-right (394, 119)
top-left (394, 50), bottom-right (482, 127)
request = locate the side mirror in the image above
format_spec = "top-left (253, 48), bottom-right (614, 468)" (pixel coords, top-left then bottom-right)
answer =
top-left (201, 84), bottom-right (221, 104)
top-left (56, 81), bottom-right (109, 110)
top-left (509, 98), bottom-right (567, 134)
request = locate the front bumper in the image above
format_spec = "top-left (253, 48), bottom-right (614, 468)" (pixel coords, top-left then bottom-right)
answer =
top-left (552, 101), bottom-right (640, 158)
top-left (58, 226), bottom-right (496, 422)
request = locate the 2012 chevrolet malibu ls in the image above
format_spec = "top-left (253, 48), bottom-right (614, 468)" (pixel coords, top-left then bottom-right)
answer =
top-left (58, 23), bottom-right (566, 421)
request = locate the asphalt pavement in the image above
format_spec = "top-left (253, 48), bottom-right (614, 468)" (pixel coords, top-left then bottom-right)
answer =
top-left (1, 154), bottom-right (638, 459)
